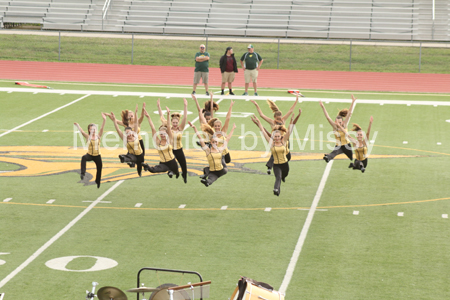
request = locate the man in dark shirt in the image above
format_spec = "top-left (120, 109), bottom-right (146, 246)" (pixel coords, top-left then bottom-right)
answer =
top-left (219, 46), bottom-right (238, 95)
top-left (193, 44), bottom-right (210, 96)
top-left (240, 44), bottom-right (263, 96)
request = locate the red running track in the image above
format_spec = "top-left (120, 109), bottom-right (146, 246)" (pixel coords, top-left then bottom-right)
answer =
top-left (1, 60), bottom-right (449, 93)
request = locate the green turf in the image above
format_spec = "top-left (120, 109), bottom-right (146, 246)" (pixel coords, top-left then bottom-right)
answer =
top-left (1, 83), bottom-right (450, 299)
top-left (1, 34), bottom-right (449, 73)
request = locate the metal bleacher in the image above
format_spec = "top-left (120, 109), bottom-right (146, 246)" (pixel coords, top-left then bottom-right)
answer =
top-left (1, 0), bottom-right (449, 41)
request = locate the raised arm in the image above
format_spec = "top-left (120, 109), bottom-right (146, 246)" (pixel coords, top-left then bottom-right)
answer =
top-left (188, 121), bottom-right (208, 151)
top-left (179, 98), bottom-right (188, 130)
top-left (292, 108), bottom-right (302, 125)
top-left (156, 99), bottom-right (167, 123)
top-left (209, 94), bottom-right (214, 118)
top-left (144, 109), bottom-right (158, 143)
top-left (319, 100), bottom-right (337, 130)
top-left (343, 95), bottom-right (357, 127)
top-left (250, 100), bottom-right (274, 127)
top-left (250, 113), bottom-right (271, 137)
top-left (221, 100), bottom-right (235, 133)
top-left (103, 112), bottom-right (124, 126)
top-left (366, 116), bottom-right (373, 141)
top-left (98, 113), bottom-right (107, 137)
top-left (133, 104), bottom-right (139, 133)
top-left (165, 106), bottom-right (173, 143)
top-left (74, 122), bottom-right (89, 140)
top-left (138, 102), bottom-right (146, 125)
top-left (225, 123), bottom-right (237, 143)
top-left (192, 94), bottom-right (207, 125)
top-left (251, 115), bottom-right (271, 143)
top-left (282, 95), bottom-right (299, 122)
top-left (284, 114), bottom-right (296, 142)
top-left (109, 112), bottom-right (124, 140)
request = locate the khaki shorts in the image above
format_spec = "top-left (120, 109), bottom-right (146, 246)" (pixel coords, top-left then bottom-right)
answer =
top-left (244, 69), bottom-right (258, 83)
top-left (194, 72), bottom-right (209, 84)
top-left (221, 72), bottom-right (235, 83)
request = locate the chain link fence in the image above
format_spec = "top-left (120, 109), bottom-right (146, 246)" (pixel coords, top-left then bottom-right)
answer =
top-left (0, 31), bottom-right (449, 73)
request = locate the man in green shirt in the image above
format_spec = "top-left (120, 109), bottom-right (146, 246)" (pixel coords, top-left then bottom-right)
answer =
top-left (193, 44), bottom-right (210, 96)
top-left (240, 44), bottom-right (263, 96)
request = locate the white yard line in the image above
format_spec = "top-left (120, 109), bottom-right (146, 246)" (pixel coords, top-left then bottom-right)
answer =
top-left (0, 180), bottom-right (124, 289)
top-left (279, 103), bottom-right (357, 295)
top-left (0, 94), bottom-right (90, 138)
top-left (1, 88), bottom-right (449, 106)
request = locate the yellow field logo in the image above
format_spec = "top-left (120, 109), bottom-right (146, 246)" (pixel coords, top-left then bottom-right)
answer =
top-left (0, 146), bottom-right (415, 186)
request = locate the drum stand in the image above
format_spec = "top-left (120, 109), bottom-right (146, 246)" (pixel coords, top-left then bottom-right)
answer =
top-left (85, 282), bottom-right (98, 300)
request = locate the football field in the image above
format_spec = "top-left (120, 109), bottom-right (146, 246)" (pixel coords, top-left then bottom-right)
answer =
top-left (1, 80), bottom-right (450, 299)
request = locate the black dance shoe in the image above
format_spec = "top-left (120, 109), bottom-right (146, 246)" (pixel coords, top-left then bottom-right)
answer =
top-left (201, 178), bottom-right (209, 187)
top-left (119, 155), bottom-right (125, 163)
top-left (168, 171), bottom-right (173, 178)
top-left (127, 162), bottom-right (135, 168)
top-left (80, 173), bottom-right (85, 180)
top-left (142, 163), bottom-right (150, 172)
top-left (323, 154), bottom-right (330, 163)
top-left (348, 162), bottom-right (354, 169)
top-left (361, 167), bottom-right (365, 173)
top-left (267, 168), bottom-right (271, 175)
top-left (273, 189), bottom-right (280, 196)
top-left (199, 174), bottom-right (207, 179)
top-left (182, 173), bottom-right (187, 184)
top-left (176, 172), bottom-right (180, 179)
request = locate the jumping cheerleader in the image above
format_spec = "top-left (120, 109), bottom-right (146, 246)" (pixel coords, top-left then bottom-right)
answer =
top-left (192, 94), bottom-right (219, 124)
top-left (336, 116), bottom-right (373, 173)
top-left (319, 95), bottom-right (357, 166)
top-left (103, 102), bottom-right (146, 168)
top-left (188, 121), bottom-right (236, 187)
top-left (252, 112), bottom-right (299, 196)
top-left (156, 98), bottom-right (189, 183)
top-left (74, 113), bottom-right (106, 188)
top-left (109, 106), bottom-right (144, 177)
top-left (252, 109), bottom-right (302, 174)
top-left (251, 95), bottom-right (300, 174)
top-left (142, 107), bottom-right (180, 179)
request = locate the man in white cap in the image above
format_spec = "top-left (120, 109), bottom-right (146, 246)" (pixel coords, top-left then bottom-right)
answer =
top-left (240, 44), bottom-right (263, 96)
top-left (193, 44), bottom-right (210, 96)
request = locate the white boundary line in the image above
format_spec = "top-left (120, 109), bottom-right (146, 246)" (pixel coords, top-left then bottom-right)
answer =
top-left (0, 94), bottom-right (91, 138)
top-left (279, 103), bottom-right (357, 294)
top-left (1, 88), bottom-right (449, 106)
top-left (0, 180), bottom-right (124, 289)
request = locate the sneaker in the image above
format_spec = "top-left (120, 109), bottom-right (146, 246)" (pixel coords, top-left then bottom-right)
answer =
top-left (80, 173), bottom-right (85, 180)
top-left (254, 92), bottom-right (259, 96)
top-left (201, 178), bottom-right (209, 187)
top-left (205, 91), bottom-right (209, 96)
top-left (221, 91), bottom-right (224, 95)
top-left (118, 155), bottom-right (125, 163)
top-left (192, 91), bottom-right (196, 95)
top-left (168, 171), bottom-right (173, 178)
top-left (348, 163), bottom-right (354, 169)
top-left (273, 189), bottom-right (279, 196)
top-left (229, 91), bottom-right (235, 95)
top-left (267, 168), bottom-right (271, 175)
top-left (242, 92), bottom-right (248, 96)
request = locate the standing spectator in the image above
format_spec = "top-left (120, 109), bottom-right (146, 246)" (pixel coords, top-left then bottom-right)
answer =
top-left (193, 44), bottom-right (210, 96)
top-left (219, 46), bottom-right (238, 95)
top-left (240, 44), bottom-right (263, 96)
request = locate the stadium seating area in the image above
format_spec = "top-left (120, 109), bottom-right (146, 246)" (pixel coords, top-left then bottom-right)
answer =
top-left (0, 0), bottom-right (449, 41)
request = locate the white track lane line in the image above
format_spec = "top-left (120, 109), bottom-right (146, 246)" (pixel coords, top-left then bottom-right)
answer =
top-left (0, 94), bottom-right (90, 138)
top-left (1, 88), bottom-right (448, 106)
top-left (279, 103), bottom-right (357, 294)
top-left (0, 180), bottom-right (124, 289)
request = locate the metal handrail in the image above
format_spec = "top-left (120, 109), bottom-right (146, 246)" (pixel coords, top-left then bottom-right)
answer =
top-left (102, 0), bottom-right (112, 30)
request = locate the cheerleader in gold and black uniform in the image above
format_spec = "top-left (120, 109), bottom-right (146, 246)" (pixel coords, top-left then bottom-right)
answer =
top-left (142, 107), bottom-right (180, 179)
top-left (109, 107), bottom-right (145, 177)
top-left (192, 94), bottom-right (219, 125)
top-left (189, 121), bottom-right (236, 187)
top-left (103, 102), bottom-right (146, 168)
top-left (319, 95), bottom-right (356, 166)
top-left (157, 98), bottom-right (189, 183)
top-left (205, 99), bottom-right (234, 163)
top-left (336, 116), bottom-right (373, 173)
top-left (74, 113), bottom-right (106, 188)
top-left (252, 113), bottom-right (298, 196)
